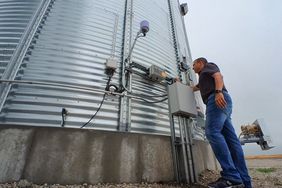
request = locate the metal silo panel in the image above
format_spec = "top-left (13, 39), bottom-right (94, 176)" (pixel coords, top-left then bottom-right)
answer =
top-left (0, 0), bottom-right (125, 129)
top-left (0, 0), bottom-right (198, 137)
top-left (170, 0), bottom-right (205, 140)
top-left (0, 0), bottom-right (42, 78)
top-left (129, 0), bottom-right (179, 135)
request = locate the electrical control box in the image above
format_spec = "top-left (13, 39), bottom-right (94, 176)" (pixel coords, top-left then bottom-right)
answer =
top-left (168, 82), bottom-right (197, 117)
top-left (148, 65), bottom-right (167, 82)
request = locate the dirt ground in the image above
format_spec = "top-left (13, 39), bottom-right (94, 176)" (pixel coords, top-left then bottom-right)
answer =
top-left (0, 159), bottom-right (281, 188)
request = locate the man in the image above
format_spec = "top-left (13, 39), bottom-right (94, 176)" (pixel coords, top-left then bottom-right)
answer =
top-left (192, 57), bottom-right (252, 188)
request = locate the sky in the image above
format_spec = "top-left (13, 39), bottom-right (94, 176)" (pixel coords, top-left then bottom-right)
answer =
top-left (180, 0), bottom-right (282, 155)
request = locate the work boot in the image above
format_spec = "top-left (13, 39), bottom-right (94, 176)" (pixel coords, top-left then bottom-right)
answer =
top-left (208, 177), bottom-right (245, 188)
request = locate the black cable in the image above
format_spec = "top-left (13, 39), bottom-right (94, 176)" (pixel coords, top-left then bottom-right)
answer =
top-left (80, 71), bottom-right (169, 129)
top-left (131, 92), bottom-right (168, 98)
top-left (80, 93), bottom-right (107, 129)
top-left (80, 76), bottom-right (112, 129)
top-left (119, 75), bottom-right (169, 98)
top-left (61, 108), bottom-right (67, 127)
top-left (80, 91), bottom-right (166, 129)
top-left (138, 97), bottom-right (168, 104)
top-left (105, 75), bottom-right (113, 90)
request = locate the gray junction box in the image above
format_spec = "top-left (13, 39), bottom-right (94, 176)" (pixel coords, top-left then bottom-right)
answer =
top-left (168, 82), bottom-right (197, 117)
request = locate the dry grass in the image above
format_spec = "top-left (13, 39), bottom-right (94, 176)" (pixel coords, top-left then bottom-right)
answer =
top-left (246, 154), bottom-right (282, 160)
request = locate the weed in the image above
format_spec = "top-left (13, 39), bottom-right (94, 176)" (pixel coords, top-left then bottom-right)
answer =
top-left (256, 168), bottom-right (276, 173)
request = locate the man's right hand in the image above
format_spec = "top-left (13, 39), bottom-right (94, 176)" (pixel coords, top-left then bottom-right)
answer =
top-left (173, 77), bottom-right (180, 82)
top-left (173, 78), bottom-right (199, 92)
top-left (215, 92), bottom-right (227, 108)
top-left (191, 85), bottom-right (199, 92)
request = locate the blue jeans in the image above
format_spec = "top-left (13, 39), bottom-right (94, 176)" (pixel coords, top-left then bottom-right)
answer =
top-left (205, 92), bottom-right (252, 188)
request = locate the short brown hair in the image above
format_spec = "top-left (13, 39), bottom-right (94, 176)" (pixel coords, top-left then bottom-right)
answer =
top-left (194, 57), bottom-right (208, 64)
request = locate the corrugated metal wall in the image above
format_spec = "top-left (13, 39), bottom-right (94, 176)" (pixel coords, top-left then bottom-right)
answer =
top-left (0, 0), bottom-right (201, 137)
top-left (0, 0), bottom-right (125, 129)
top-left (130, 0), bottom-right (178, 134)
top-left (0, 0), bottom-right (42, 78)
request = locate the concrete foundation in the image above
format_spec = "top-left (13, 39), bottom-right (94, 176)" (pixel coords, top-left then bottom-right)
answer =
top-left (0, 125), bottom-right (217, 184)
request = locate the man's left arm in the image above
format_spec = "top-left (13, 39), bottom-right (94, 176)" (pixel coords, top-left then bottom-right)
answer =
top-left (212, 72), bottom-right (227, 108)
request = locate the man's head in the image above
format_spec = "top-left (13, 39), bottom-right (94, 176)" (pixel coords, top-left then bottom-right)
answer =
top-left (193, 57), bottom-right (208, 74)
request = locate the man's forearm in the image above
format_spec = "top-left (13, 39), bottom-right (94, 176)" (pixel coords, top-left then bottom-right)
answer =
top-left (213, 72), bottom-right (224, 90)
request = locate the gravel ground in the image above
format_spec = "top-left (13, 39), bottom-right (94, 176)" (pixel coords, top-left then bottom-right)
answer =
top-left (1, 159), bottom-right (281, 188)
top-left (0, 181), bottom-right (204, 188)
top-left (198, 159), bottom-right (282, 188)
top-left (247, 159), bottom-right (282, 188)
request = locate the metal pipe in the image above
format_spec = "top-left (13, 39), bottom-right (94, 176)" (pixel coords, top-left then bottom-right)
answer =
top-left (183, 116), bottom-right (193, 183)
top-left (0, 79), bottom-right (166, 103)
top-left (186, 117), bottom-right (197, 183)
top-left (111, 14), bottom-right (119, 57)
top-left (179, 116), bottom-right (190, 183)
top-left (167, 83), bottom-right (181, 182)
top-left (168, 114), bottom-right (180, 182)
top-left (121, 32), bottom-right (145, 92)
